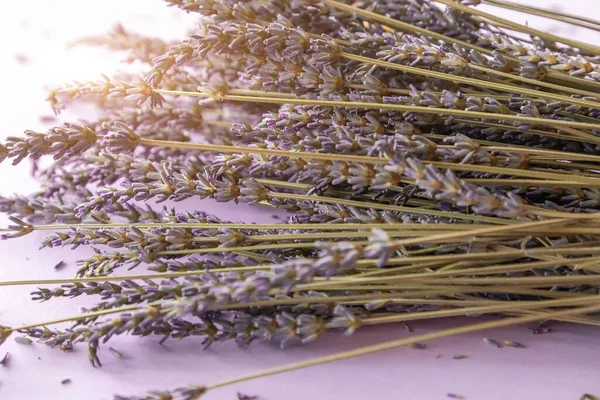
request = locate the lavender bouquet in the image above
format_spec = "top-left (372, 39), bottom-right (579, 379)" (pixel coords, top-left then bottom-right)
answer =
top-left (3, 0), bottom-right (600, 398)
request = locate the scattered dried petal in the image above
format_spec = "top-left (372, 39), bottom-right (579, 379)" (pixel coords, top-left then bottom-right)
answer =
top-left (53, 261), bottom-right (66, 270)
top-left (14, 337), bottom-right (32, 345)
top-left (60, 342), bottom-right (73, 352)
top-left (237, 392), bottom-right (259, 400)
top-left (0, 352), bottom-right (9, 366)
top-left (532, 327), bottom-right (552, 335)
top-left (109, 347), bottom-right (124, 359)
top-left (503, 340), bottom-right (526, 348)
top-left (483, 338), bottom-right (501, 348)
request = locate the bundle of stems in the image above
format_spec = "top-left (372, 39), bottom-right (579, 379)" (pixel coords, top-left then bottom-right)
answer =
top-left (2, 0), bottom-right (600, 398)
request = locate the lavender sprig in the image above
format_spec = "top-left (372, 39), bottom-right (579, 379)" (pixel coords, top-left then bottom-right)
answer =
top-left (3, 1), bottom-right (600, 398)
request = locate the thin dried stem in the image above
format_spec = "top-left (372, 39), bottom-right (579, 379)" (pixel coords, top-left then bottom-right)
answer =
top-left (9, 222), bottom-right (473, 232)
top-left (362, 295), bottom-right (600, 325)
top-left (363, 246), bottom-right (600, 268)
top-left (303, 257), bottom-right (600, 291)
top-left (265, 192), bottom-right (513, 225)
top-left (432, 0), bottom-right (600, 55)
top-left (154, 89), bottom-right (600, 134)
top-left (160, 219), bottom-right (580, 257)
top-left (344, 52), bottom-right (600, 104)
top-left (139, 136), bottom-right (600, 186)
top-left (322, 0), bottom-right (600, 92)
top-left (452, 119), bottom-right (600, 145)
top-left (322, 0), bottom-right (495, 56)
top-left (204, 303), bottom-right (600, 391)
top-left (482, 0), bottom-right (600, 32)
top-left (257, 177), bottom-right (600, 190)
top-left (421, 274), bottom-right (600, 287)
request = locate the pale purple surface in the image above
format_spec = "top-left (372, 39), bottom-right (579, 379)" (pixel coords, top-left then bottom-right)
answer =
top-left (1, 1), bottom-right (600, 399)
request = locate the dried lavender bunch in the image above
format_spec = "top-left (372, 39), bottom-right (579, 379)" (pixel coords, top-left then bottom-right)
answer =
top-left (4, 1), bottom-right (600, 399)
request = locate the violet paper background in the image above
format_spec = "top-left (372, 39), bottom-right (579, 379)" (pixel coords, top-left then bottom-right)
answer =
top-left (1, 1), bottom-right (600, 399)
